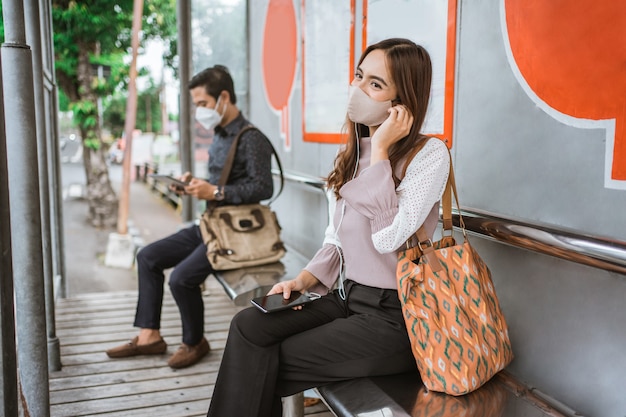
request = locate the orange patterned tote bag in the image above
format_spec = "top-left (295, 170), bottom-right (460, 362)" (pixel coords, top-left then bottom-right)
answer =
top-left (397, 161), bottom-right (513, 396)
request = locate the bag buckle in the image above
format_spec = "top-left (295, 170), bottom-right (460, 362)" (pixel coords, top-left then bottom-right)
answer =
top-left (417, 239), bottom-right (433, 252)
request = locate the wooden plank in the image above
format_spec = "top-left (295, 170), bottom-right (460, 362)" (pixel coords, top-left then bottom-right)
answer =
top-left (49, 362), bottom-right (220, 391)
top-left (50, 385), bottom-right (212, 417)
top-left (49, 283), bottom-right (331, 416)
top-left (50, 372), bottom-right (218, 405)
top-left (98, 398), bottom-right (211, 417)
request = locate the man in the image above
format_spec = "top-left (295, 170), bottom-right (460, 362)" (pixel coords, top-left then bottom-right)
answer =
top-left (106, 65), bottom-right (274, 369)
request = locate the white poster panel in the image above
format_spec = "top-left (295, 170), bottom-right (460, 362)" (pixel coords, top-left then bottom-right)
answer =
top-left (367, 0), bottom-right (449, 135)
top-left (303, 0), bottom-right (352, 136)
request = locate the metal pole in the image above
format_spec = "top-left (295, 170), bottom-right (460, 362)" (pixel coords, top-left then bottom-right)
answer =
top-left (50, 86), bottom-right (67, 299)
top-left (1, 0), bottom-right (51, 415)
top-left (43, 0), bottom-right (67, 299)
top-left (117, 0), bottom-right (144, 235)
top-left (0, 54), bottom-right (19, 417)
top-left (25, 0), bottom-right (61, 373)
top-left (177, 0), bottom-right (194, 222)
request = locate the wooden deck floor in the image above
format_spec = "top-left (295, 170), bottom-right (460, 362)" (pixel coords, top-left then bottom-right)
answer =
top-left (49, 279), bottom-right (332, 417)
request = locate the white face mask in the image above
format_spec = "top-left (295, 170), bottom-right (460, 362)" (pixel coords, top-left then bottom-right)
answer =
top-left (195, 97), bottom-right (226, 130)
top-left (346, 85), bottom-right (392, 126)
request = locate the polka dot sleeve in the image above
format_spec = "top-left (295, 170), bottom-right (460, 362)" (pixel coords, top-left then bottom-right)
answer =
top-left (340, 138), bottom-right (450, 253)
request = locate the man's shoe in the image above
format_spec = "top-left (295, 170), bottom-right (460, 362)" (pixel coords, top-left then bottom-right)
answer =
top-left (106, 336), bottom-right (167, 358)
top-left (167, 337), bottom-right (210, 369)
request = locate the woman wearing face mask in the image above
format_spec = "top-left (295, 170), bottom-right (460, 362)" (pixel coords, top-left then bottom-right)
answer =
top-left (207, 38), bottom-right (450, 417)
top-left (105, 65), bottom-right (274, 370)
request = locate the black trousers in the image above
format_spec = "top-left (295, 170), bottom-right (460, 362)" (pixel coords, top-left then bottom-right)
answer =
top-left (206, 280), bottom-right (417, 417)
top-left (134, 225), bottom-right (214, 346)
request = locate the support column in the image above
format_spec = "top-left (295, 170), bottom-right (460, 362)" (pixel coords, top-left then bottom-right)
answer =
top-left (0, 52), bottom-right (19, 417)
top-left (177, 0), bottom-right (194, 222)
top-left (42, 0), bottom-right (67, 300)
top-left (25, 0), bottom-right (61, 372)
top-left (1, 0), bottom-right (51, 416)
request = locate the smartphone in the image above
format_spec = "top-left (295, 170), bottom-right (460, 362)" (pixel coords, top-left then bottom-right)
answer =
top-left (251, 292), bottom-right (320, 313)
top-left (148, 174), bottom-right (189, 189)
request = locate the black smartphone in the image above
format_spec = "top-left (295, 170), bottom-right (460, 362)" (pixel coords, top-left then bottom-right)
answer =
top-left (251, 292), bottom-right (319, 313)
top-left (148, 174), bottom-right (189, 189)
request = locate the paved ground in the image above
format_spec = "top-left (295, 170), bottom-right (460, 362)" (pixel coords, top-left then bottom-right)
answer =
top-left (61, 161), bottom-right (183, 296)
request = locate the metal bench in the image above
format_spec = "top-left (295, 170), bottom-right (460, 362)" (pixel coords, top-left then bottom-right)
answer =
top-left (212, 246), bottom-right (310, 306)
top-left (316, 370), bottom-right (579, 417)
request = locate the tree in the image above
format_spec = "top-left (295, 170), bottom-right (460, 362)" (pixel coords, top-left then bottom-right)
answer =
top-left (103, 79), bottom-right (164, 137)
top-left (52, 0), bottom-right (176, 227)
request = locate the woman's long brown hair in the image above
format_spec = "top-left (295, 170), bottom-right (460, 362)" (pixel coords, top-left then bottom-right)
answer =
top-left (326, 38), bottom-right (432, 197)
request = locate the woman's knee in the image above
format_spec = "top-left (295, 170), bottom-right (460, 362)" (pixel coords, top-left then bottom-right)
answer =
top-left (230, 308), bottom-right (274, 345)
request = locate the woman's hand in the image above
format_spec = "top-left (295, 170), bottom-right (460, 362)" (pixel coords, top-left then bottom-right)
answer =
top-left (267, 270), bottom-right (320, 310)
top-left (370, 104), bottom-right (414, 162)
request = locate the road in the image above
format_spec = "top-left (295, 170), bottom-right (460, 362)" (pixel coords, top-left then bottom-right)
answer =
top-left (60, 139), bottom-right (123, 190)
top-left (59, 140), bottom-right (181, 296)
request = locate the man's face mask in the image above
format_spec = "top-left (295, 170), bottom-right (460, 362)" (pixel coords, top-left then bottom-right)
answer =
top-left (346, 86), bottom-right (392, 127)
top-left (195, 97), bottom-right (226, 130)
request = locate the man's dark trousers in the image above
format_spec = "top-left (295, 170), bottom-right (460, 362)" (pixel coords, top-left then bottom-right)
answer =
top-left (134, 224), bottom-right (214, 345)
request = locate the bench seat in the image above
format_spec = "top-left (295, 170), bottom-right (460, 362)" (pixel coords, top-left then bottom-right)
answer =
top-left (212, 245), bottom-right (310, 306)
top-left (316, 370), bottom-right (577, 417)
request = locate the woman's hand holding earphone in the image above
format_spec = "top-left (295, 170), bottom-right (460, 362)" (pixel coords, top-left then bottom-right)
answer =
top-left (370, 104), bottom-right (414, 162)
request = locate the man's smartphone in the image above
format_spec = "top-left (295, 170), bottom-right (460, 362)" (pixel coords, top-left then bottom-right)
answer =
top-left (148, 174), bottom-right (189, 189)
top-left (251, 292), bottom-right (320, 313)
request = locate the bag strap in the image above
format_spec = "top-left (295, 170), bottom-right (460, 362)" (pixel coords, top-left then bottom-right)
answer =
top-left (415, 148), bottom-right (466, 267)
top-left (218, 125), bottom-right (284, 204)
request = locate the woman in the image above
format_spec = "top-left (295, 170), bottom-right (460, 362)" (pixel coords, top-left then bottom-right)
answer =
top-left (207, 38), bottom-right (450, 417)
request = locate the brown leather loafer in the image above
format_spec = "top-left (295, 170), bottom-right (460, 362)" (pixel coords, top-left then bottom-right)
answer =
top-left (106, 336), bottom-right (167, 358)
top-left (167, 337), bottom-right (210, 369)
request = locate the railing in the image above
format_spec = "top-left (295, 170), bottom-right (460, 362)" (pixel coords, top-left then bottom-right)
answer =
top-left (274, 169), bottom-right (626, 276)
top-left (458, 208), bottom-right (626, 275)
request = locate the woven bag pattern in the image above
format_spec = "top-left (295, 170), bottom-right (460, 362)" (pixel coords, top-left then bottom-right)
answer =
top-left (397, 238), bottom-right (514, 395)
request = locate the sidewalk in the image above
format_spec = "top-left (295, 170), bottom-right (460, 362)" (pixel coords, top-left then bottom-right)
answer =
top-left (62, 170), bottom-right (183, 296)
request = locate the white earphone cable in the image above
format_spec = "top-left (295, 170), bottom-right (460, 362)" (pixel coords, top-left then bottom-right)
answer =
top-left (335, 123), bottom-right (361, 300)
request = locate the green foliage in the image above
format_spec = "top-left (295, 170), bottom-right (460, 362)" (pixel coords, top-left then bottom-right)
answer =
top-left (58, 90), bottom-right (71, 111)
top-left (103, 80), bottom-right (164, 137)
top-left (52, 0), bottom-right (177, 137)
top-left (143, 0), bottom-right (178, 69)
top-left (71, 100), bottom-right (98, 129)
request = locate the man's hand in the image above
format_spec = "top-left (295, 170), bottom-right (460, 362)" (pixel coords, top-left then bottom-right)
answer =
top-left (174, 171), bottom-right (220, 201)
top-left (184, 177), bottom-right (218, 200)
top-left (169, 172), bottom-right (194, 195)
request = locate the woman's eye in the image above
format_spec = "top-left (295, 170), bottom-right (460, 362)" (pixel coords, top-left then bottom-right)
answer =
top-left (354, 72), bottom-right (362, 80)
top-left (371, 81), bottom-right (381, 89)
